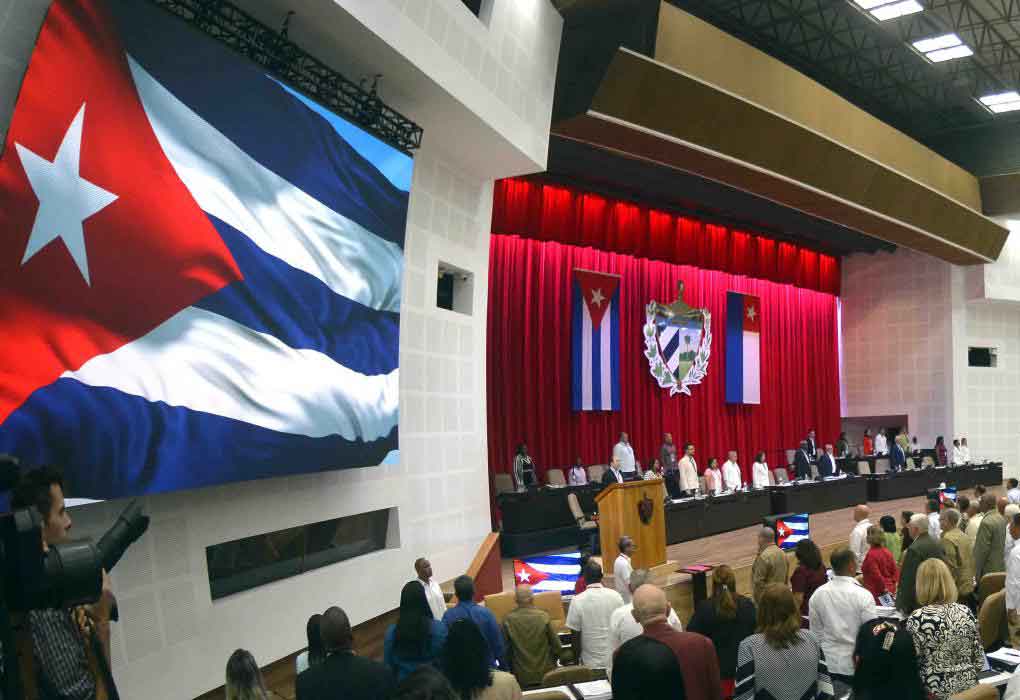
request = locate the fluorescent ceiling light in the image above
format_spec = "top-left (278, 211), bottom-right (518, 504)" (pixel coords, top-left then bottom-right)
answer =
top-left (926, 44), bottom-right (973, 62)
top-left (979, 91), bottom-right (1020, 106)
top-left (853, 0), bottom-right (894, 8)
top-left (870, 0), bottom-right (923, 20)
top-left (989, 100), bottom-right (1020, 114)
top-left (913, 34), bottom-right (962, 53)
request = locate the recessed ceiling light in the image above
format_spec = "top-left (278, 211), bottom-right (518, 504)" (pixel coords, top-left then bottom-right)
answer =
top-left (870, 0), bottom-right (923, 20)
top-left (926, 44), bottom-right (974, 62)
top-left (913, 33), bottom-right (963, 53)
top-left (988, 101), bottom-right (1020, 114)
top-left (852, 0), bottom-right (895, 8)
top-left (979, 91), bottom-right (1020, 106)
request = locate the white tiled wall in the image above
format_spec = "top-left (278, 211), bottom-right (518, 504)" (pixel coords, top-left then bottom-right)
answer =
top-left (0, 0), bottom-right (561, 697)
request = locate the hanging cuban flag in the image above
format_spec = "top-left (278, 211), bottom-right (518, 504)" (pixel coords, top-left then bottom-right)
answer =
top-left (572, 269), bottom-right (621, 411)
top-left (775, 513), bottom-right (810, 551)
top-left (725, 291), bottom-right (761, 404)
top-left (513, 552), bottom-right (581, 594)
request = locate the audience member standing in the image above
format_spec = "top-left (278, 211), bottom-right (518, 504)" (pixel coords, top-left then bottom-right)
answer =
top-left (296, 614), bottom-right (324, 675)
top-left (958, 495), bottom-right (972, 532)
top-left (226, 649), bottom-right (277, 700)
top-left (512, 444), bottom-right (535, 490)
top-left (861, 526), bottom-right (898, 604)
top-left (926, 499), bottom-right (942, 540)
top-left (678, 443), bottom-right (699, 494)
top-left (573, 551), bottom-right (591, 595)
top-left (896, 513), bottom-right (945, 615)
top-left (501, 586), bottom-right (562, 690)
top-left (808, 547), bottom-right (878, 693)
top-left (904, 559), bottom-right (983, 700)
top-left (386, 582), bottom-right (448, 681)
top-left (851, 619), bottom-right (925, 700)
top-left (791, 540), bottom-right (827, 622)
top-left (751, 452), bottom-right (770, 489)
top-left (735, 584), bottom-right (834, 700)
top-left (849, 505), bottom-right (872, 571)
top-left (660, 433), bottom-right (678, 474)
top-left (1007, 503), bottom-right (1020, 556)
top-left (974, 493), bottom-right (1007, 582)
top-left (568, 459), bottom-right (587, 486)
top-left (880, 515), bottom-right (902, 562)
top-left (607, 569), bottom-right (683, 676)
top-left (611, 586), bottom-right (689, 700)
top-left (442, 619), bottom-right (522, 700)
top-left (1005, 514), bottom-right (1020, 648)
top-left (416, 558), bottom-right (448, 621)
top-left (687, 565), bottom-right (757, 698)
top-left (935, 436), bottom-right (948, 466)
top-left (722, 451), bottom-right (742, 491)
top-left (613, 432), bottom-right (636, 479)
top-left (939, 508), bottom-right (974, 605)
top-left (900, 511), bottom-right (916, 564)
top-left (1008, 479), bottom-right (1020, 504)
top-left (862, 429), bottom-right (874, 456)
top-left (296, 607), bottom-right (396, 700)
top-left (393, 666), bottom-right (458, 700)
top-left (965, 499), bottom-right (984, 546)
top-left (752, 528), bottom-right (789, 605)
top-left (442, 576), bottom-right (506, 669)
top-left (613, 537), bottom-right (636, 604)
top-left (873, 429), bottom-right (888, 456)
top-left (705, 458), bottom-right (724, 495)
top-left (564, 561), bottom-right (624, 669)
top-left (615, 585), bottom-right (720, 700)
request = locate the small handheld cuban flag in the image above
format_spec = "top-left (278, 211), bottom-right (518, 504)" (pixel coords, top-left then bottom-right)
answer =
top-left (572, 269), bottom-right (621, 411)
top-left (725, 291), bottom-right (761, 404)
top-left (939, 487), bottom-right (958, 507)
top-left (775, 513), bottom-right (810, 551)
top-left (514, 553), bottom-right (581, 594)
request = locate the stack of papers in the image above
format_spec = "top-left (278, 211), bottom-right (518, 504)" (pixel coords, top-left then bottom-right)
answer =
top-left (875, 606), bottom-right (903, 619)
top-left (573, 680), bottom-right (612, 700)
top-left (987, 647), bottom-right (1020, 669)
top-left (523, 686), bottom-right (572, 698)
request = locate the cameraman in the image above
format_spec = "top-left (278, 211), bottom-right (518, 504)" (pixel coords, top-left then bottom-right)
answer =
top-left (12, 467), bottom-right (116, 700)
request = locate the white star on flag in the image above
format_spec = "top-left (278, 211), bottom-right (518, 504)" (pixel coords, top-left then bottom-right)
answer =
top-left (517, 570), bottom-right (531, 583)
top-left (16, 103), bottom-right (118, 285)
top-left (746, 305), bottom-right (757, 321)
top-left (590, 288), bottom-right (605, 307)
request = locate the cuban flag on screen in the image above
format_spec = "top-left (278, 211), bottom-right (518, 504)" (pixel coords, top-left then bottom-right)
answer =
top-left (775, 514), bottom-right (810, 551)
top-left (572, 269), bottom-right (621, 411)
top-left (514, 553), bottom-right (581, 594)
top-left (725, 291), bottom-right (761, 404)
top-left (0, 0), bottom-right (408, 500)
top-left (940, 487), bottom-right (958, 506)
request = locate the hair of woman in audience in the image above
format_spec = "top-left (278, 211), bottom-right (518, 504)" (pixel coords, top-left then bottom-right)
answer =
top-left (225, 649), bottom-right (269, 700)
top-left (394, 665), bottom-right (458, 700)
top-left (866, 525), bottom-right (886, 548)
top-left (935, 436), bottom-right (945, 447)
top-left (711, 564), bottom-right (738, 620)
top-left (879, 515), bottom-right (897, 534)
top-left (708, 457), bottom-right (719, 470)
top-left (756, 584), bottom-right (801, 650)
top-left (900, 510), bottom-right (916, 550)
top-left (794, 539), bottom-right (823, 572)
top-left (915, 558), bottom-right (957, 607)
top-left (442, 619), bottom-right (493, 699)
top-left (755, 451), bottom-right (766, 464)
top-left (305, 613), bottom-right (325, 668)
top-left (395, 580), bottom-right (434, 657)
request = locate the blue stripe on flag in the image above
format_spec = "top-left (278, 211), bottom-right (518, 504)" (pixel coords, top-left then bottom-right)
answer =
top-left (662, 330), bottom-right (680, 362)
top-left (725, 292), bottom-right (745, 403)
top-left (0, 379), bottom-right (397, 500)
top-left (196, 217), bottom-right (398, 376)
top-left (528, 554), bottom-right (582, 565)
top-left (110, 0), bottom-right (410, 246)
top-left (591, 318), bottom-right (602, 410)
top-left (783, 514), bottom-right (810, 526)
top-left (610, 297), bottom-right (620, 410)
top-left (571, 281), bottom-right (584, 410)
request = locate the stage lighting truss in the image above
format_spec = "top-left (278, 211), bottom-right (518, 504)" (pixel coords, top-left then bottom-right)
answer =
top-left (148, 0), bottom-right (424, 155)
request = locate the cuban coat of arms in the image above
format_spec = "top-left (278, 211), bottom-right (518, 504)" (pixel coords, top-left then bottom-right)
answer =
top-left (643, 280), bottom-right (712, 396)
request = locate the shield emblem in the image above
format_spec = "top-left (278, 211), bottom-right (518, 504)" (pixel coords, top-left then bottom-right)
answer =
top-left (655, 316), bottom-right (705, 384)
top-left (643, 300), bottom-right (712, 397)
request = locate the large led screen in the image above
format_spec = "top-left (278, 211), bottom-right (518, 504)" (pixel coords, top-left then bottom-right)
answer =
top-left (0, 0), bottom-right (410, 500)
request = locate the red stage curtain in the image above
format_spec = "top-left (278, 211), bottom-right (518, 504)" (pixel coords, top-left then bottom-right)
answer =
top-left (486, 234), bottom-right (842, 487)
top-left (492, 178), bottom-right (841, 296)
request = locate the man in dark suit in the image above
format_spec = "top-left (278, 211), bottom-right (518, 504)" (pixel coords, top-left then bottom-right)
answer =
top-left (817, 444), bottom-right (839, 478)
top-left (601, 455), bottom-right (626, 491)
top-left (896, 513), bottom-right (945, 614)
top-left (296, 606), bottom-right (395, 700)
top-left (805, 429), bottom-right (818, 461)
top-left (890, 440), bottom-right (907, 472)
top-left (794, 441), bottom-right (813, 481)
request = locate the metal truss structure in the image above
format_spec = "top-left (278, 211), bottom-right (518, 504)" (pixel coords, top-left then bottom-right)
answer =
top-left (671, 0), bottom-right (1020, 156)
top-left (148, 0), bottom-right (424, 155)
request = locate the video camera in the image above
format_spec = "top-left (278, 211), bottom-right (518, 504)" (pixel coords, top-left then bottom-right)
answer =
top-left (1, 454), bottom-right (150, 699)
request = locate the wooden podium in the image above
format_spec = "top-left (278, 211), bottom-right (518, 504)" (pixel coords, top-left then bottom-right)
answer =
top-left (595, 479), bottom-right (667, 575)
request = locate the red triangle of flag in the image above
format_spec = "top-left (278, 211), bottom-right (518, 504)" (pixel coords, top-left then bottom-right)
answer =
top-left (574, 269), bottom-right (620, 328)
top-left (513, 561), bottom-right (550, 586)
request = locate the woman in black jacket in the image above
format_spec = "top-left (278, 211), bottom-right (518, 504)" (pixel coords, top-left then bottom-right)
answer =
top-left (686, 564), bottom-right (756, 699)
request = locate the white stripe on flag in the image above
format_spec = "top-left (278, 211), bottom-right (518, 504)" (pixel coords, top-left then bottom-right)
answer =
top-left (581, 303), bottom-right (593, 409)
top-left (742, 331), bottom-right (760, 405)
top-left (62, 306), bottom-right (398, 441)
top-left (533, 580), bottom-right (578, 592)
top-left (600, 302), bottom-right (612, 409)
top-left (529, 564), bottom-right (582, 575)
top-left (127, 57), bottom-right (402, 312)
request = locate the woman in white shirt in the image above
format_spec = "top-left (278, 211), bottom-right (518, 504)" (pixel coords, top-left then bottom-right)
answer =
top-left (751, 452), bottom-right (770, 489)
top-left (705, 458), bottom-right (724, 496)
top-left (568, 459), bottom-right (588, 486)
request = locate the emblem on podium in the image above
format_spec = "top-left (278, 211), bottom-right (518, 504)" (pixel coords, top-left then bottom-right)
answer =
top-left (643, 280), bottom-right (712, 397)
top-left (638, 494), bottom-right (654, 525)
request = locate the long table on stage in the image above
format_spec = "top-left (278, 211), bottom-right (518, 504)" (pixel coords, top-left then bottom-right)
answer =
top-left (768, 477), bottom-right (869, 515)
top-left (665, 489), bottom-right (772, 544)
top-left (866, 463), bottom-right (1003, 501)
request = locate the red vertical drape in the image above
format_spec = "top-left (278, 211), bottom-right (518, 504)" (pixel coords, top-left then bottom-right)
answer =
top-left (486, 234), bottom-right (842, 487)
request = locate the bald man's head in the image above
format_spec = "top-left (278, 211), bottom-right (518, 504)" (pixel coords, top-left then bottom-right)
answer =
top-left (854, 505), bottom-right (870, 522)
top-left (320, 606), bottom-right (352, 652)
top-left (999, 496), bottom-right (1009, 515)
top-left (631, 584), bottom-right (669, 626)
top-left (515, 585), bottom-right (534, 606)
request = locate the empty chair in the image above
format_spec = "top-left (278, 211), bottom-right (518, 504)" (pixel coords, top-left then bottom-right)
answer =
top-left (494, 473), bottom-right (515, 495)
top-left (922, 456), bottom-right (935, 467)
top-left (873, 458), bottom-right (890, 474)
top-left (773, 468), bottom-right (789, 484)
top-left (533, 591), bottom-right (567, 633)
top-left (809, 462), bottom-right (819, 479)
top-left (483, 591), bottom-right (516, 626)
top-left (587, 464), bottom-right (606, 483)
top-left (977, 588), bottom-right (1007, 650)
top-left (698, 475), bottom-right (707, 493)
top-left (857, 460), bottom-right (872, 475)
top-left (541, 665), bottom-right (594, 687)
top-left (785, 449), bottom-right (796, 466)
top-left (978, 572), bottom-right (1006, 602)
top-left (546, 469), bottom-right (566, 487)
top-left (767, 470), bottom-right (776, 486)
top-left (906, 457), bottom-right (916, 470)
top-left (567, 493), bottom-right (596, 531)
